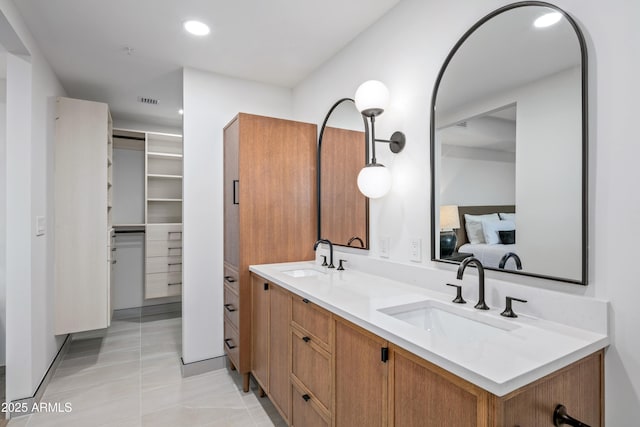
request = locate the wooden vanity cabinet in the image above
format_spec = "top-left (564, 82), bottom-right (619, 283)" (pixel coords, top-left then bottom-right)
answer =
top-left (334, 319), bottom-right (388, 427)
top-left (389, 346), bottom-right (490, 427)
top-left (251, 275), bottom-right (292, 422)
top-left (223, 113), bottom-right (317, 392)
top-left (249, 274), bottom-right (603, 427)
top-left (494, 350), bottom-right (603, 427)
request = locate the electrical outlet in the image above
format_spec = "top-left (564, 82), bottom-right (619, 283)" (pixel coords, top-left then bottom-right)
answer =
top-left (410, 238), bottom-right (422, 262)
top-left (380, 237), bottom-right (390, 258)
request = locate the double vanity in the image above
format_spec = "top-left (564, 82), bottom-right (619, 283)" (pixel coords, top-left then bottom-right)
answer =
top-left (248, 259), bottom-right (607, 426)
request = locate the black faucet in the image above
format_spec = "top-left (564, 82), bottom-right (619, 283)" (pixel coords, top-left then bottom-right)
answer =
top-left (498, 252), bottom-right (522, 270)
top-left (456, 257), bottom-right (489, 310)
top-left (314, 239), bottom-right (335, 268)
top-left (347, 236), bottom-right (365, 248)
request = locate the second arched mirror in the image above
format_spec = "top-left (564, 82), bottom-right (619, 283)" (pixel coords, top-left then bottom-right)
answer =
top-left (318, 98), bottom-right (369, 249)
top-left (430, 2), bottom-right (587, 284)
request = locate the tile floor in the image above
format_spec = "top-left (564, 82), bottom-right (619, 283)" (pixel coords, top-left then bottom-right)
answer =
top-left (9, 310), bottom-right (286, 426)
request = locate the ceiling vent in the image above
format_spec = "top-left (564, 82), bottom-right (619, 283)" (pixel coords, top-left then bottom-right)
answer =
top-left (138, 96), bottom-right (159, 105)
top-left (456, 121), bottom-right (468, 128)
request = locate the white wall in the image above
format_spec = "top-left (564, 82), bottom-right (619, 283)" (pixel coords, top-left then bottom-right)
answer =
top-left (291, 0), bottom-right (640, 423)
top-left (1, 0), bottom-right (66, 403)
top-left (182, 68), bottom-right (292, 364)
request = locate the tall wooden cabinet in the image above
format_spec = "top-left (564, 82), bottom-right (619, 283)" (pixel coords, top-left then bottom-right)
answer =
top-left (54, 97), bottom-right (113, 334)
top-left (223, 113), bottom-right (317, 392)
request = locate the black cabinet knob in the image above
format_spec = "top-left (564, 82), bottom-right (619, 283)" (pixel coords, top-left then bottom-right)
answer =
top-left (302, 336), bottom-right (311, 343)
top-left (302, 394), bottom-right (311, 402)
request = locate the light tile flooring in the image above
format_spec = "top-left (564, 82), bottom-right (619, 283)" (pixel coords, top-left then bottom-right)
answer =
top-left (9, 311), bottom-right (286, 426)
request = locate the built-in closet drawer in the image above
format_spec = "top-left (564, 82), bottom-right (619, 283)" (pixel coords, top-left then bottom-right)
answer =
top-left (223, 264), bottom-right (239, 294)
top-left (292, 297), bottom-right (332, 350)
top-left (223, 285), bottom-right (239, 329)
top-left (223, 320), bottom-right (240, 367)
top-left (146, 224), bottom-right (182, 241)
top-left (145, 272), bottom-right (182, 299)
top-left (291, 380), bottom-right (330, 427)
top-left (146, 239), bottom-right (182, 257)
top-left (291, 327), bottom-right (331, 410)
top-left (146, 256), bottom-right (182, 274)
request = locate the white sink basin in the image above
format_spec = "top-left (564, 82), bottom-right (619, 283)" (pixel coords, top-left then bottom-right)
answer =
top-left (281, 268), bottom-right (326, 278)
top-left (378, 299), bottom-right (519, 341)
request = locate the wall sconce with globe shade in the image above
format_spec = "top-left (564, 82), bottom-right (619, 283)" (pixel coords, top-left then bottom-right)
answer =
top-left (354, 80), bottom-right (406, 199)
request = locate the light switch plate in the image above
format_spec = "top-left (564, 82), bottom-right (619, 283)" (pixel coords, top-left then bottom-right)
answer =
top-left (380, 237), bottom-right (390, 258)
top-left (36, 216), bottom-right (46, 236)
top-left (410, 238), bottom-right (422, 262)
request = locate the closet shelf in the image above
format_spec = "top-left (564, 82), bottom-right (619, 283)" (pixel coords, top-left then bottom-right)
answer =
top-left (147, 151), bottom-right (183, 159)
top-left (147, 198), bottom-right (183, 202)
top-left (147, 173), bottom-right (183, 179)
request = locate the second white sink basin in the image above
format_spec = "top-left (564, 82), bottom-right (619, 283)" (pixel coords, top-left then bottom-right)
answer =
top-left (378, 299), bottom-right (519, 340)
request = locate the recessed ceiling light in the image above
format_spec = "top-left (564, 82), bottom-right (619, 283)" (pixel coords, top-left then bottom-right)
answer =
top-left (178, 109), bottom-right (184, 115)
top-left (184, 20), bottom-right (210, 36)
top-left (534, 12), bottom-right (562, 28)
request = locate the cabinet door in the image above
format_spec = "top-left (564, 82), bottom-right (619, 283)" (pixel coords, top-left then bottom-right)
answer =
top-left (334, 319), bottom-right (388, 427)
top-left (498, 351), bottom-right (603, 427)
top-left (251, 276), bottom-right (269, 390)
top-left (223, 117), bottom-right (240, 268)
top-left (390, 346), bottom-right (490, 427)
top-left (269, 285), bottom-right (291, 421)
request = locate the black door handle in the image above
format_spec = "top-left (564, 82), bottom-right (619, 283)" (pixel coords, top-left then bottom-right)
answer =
top-left (224, 338), bottom-right (236, 349)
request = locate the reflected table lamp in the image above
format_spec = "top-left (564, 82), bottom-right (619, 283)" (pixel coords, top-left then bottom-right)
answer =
top-left (440, 205), bottom-right (460, 257)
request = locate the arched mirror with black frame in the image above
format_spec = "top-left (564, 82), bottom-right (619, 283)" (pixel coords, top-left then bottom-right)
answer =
top-left (430, 1), bottom-right (588, 285)
top-left (318, 98), bottom-right (370, 249)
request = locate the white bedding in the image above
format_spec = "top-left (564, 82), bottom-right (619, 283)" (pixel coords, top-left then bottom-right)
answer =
top-left (458, 243), bottom-right (517, 269)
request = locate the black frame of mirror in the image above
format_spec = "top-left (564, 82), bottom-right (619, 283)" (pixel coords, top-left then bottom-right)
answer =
top-left (429, 1), bottom-right (589, 285)
top-left (317, 97), bottom-right (370, 249)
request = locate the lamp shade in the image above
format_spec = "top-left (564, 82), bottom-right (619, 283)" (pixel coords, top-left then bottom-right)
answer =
top-left (440, 205), bottom-right (460, 230)
top-left (355, 80), bottom-right (389, 117)
top-left (357, 164), bottom-right (392, 199)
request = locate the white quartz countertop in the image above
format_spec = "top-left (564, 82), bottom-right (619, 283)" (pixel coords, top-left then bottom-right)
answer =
top-left (249, 261), bottom-right (609, 397)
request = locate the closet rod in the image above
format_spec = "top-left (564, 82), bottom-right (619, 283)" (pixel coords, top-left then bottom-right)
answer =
top-left (114, 229), bottom-right (146, 234)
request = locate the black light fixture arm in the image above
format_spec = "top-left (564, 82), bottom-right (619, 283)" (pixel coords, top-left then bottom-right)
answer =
top-left (364, 114), bottom-right (406, 162)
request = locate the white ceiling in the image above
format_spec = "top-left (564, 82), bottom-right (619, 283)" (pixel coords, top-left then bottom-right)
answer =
top-left (14, 0), bottom-right (400, 127)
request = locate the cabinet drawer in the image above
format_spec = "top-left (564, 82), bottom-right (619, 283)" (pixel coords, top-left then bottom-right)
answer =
top-left (291, 328), bottom-right (331, 410)
top-left (146, 224), bottom-right (182, 241)
top-left (291, 381), bottom-right (330, 427)
top-left (223, 320), bottom-right (240, 368)
top-left (145, 272), bottom-right (182, 299)
top-left (224, 265), bottom-right (239, 293)
top-left (146, 239), bottom-right (182, 257)
top-left (146, 256), bottom-right (182, 274)
top-left (223, 284), bottom-right (239, 329)
top-left (292, 297), bottom-right (331, 350)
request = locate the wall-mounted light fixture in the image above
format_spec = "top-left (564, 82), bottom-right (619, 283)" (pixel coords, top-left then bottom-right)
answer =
top-left (354, 80), bottom-right (406, 199)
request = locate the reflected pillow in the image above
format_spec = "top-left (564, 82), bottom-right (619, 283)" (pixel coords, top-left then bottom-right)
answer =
top-left (482, 219), bottom-right (516, 245)
top-left (499, 230), bottom-right (516, 245)
top-left (499, 212), bottom-right (516, 221)
top-left (464, 213), bottom-right (500, 244)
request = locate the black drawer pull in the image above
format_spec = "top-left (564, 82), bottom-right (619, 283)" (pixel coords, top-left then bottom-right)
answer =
top-left (168, 282), bottom-right (182, 286)
top-left (224, 276), bottom-right (236, 283)
top-left (302, 336), bottom-right (311, 343)
top-left (224, 338), bottom-right (236, 349)
top-left (224, 304), bottom-right (237, 312)
top-left (302, 298), bottom-right (310, 304)
top-left (168, 262), bottom-right (182, 266)
top-left (301, 394), bottom-right (311, 402)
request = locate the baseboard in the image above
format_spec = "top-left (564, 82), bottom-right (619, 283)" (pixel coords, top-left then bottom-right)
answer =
top-left (180, 355), bottom-right (227, 378)
top-left (9, 334), bottom-right (72, 419)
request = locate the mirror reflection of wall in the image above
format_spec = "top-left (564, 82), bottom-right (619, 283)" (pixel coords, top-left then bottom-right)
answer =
top-left (431, 4), bottom-right (586, 284)
top-left (318, 99), bottom-right (369, 248)
top-left (0, 49), bottom-right (6, 406)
